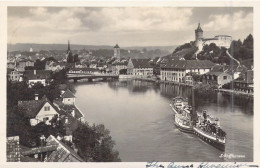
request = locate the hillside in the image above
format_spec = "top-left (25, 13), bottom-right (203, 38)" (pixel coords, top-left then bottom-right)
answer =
top-left (164, 34), bottom-right (254, 69)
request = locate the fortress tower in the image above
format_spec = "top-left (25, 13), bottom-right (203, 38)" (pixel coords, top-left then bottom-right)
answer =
top-left (195, 23), bottom-right (203, 45)
top-left (114, 44), bottom-right (120, 60)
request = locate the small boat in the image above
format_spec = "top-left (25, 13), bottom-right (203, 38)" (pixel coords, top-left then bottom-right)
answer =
top-left (193, 111), bottom-right (226, 151)
top-left (170, 97), bottom-right (193, 133)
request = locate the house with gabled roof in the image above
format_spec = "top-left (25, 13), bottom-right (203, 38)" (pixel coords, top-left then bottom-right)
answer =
top-left (18, 95), bottom-right (60, 126)
top-left (17, 135), bottom-right (84, 162)
top-left (202, 71), bottom-right (233, 88)
top-left (127, 58), bottom-right (153, 76)
top-left (53, 89), bottom-right (85, 122)
top-left (61, 89), bottom-right (76, 105)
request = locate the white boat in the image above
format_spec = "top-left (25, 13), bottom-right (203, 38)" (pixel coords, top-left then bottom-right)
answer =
top-left (170, 97), bottom-right (193, 133)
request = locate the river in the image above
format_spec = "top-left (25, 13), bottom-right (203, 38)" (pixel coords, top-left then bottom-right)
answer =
top-left (73, 80), bottom-right (253, 162)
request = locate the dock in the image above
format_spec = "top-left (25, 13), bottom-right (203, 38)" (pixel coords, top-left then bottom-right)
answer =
top-left (216, 88), bottom-right (253, 97)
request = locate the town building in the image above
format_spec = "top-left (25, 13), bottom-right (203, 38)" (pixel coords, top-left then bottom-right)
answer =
top-left (112, 61), bottom-right (128, 75)
top-left (61, 89), bottom-right (76, 105)
top-left (233, 70), bottom-right (254, 93)
top-left (18, 95), bottom-right (60, 126)
top-left (23, 70), bottom-right (52, 87)
top-left (114, 44), bottom-right (120, 60)
top-left (45, 61), bottom-right (67, 71)
top-left (202, 71), bottom-right (233, 88)
top-left (195, 23), bottom-right (232, 51)
top-left (16, 59), bottom-right (34, 71)
top-left (9, 70), bottom-right (23, 82)
top-left (7, 136), bottom-right (21, 162)
top-left (160, 60), bottom-right (215, 82)
top-left (53, 89), bottom-right (85, 122)
top-left (127, 58), bottom-right (153, 76)
top-left (10, 135), bottom-right (84, 162)
top-left (210, 64), bottom-right (247, 80)
top-left (183, 75), bottom-right (193, 85)
top-left (7, 62), bottom-right (16, 69)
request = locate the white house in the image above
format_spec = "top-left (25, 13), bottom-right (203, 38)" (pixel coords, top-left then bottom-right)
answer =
top-left (18, 95), bottom-right (60, 126)
top-left (61, 90), bottom-right (76, 105)
top-left (127, 58), bottom-right (153, 76)
top-left (54, 89), bottom-right (85, 122)
top-left (160, 60), bottom-right (215, 83)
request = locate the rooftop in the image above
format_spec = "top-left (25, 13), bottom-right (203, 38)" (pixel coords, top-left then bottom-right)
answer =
top-left (23, 70), bottom-right (52, 80)
top-left (46, 135), bottom-right (84, 162)
top-left (130, 58), bottom-right (153, 68)
top-left (161, 60), bottom-right (215, 69)
top-left (62, 89), bottom-right (75, 98)
top-left (54, 100), bottom-right (84, 120)
top-left (18, 95), bottom-right (59, 118)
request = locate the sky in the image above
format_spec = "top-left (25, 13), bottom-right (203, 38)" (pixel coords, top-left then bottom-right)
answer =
top-left (8, 7), bottom-right (253, 47)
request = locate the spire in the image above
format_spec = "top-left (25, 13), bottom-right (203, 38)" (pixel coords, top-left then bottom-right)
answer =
top-left (196, 22), bottom-right (203, 32)
top-left (68, 40), bottom-right (70, 51)
top-left (114, 44), bottom-right (120, 48)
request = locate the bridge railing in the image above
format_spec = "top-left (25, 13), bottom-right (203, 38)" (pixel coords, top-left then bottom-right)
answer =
top-left (66, 73), bottom-right (119, 78)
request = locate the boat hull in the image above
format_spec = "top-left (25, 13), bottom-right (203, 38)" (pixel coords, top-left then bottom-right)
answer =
top-left (174, 121), bottom-right (194, 133)
top-left (193, 127), bottom-right (225, 151)
top-left (170, 104), bottom-right (178, 114)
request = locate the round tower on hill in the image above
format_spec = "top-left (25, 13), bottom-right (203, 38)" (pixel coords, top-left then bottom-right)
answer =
top-left (114, 44), bottom-right (120, 60)
top-left (195, 22), bottom-right (203, 41)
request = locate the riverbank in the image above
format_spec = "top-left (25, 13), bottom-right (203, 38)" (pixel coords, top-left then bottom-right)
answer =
top-left (133, 77), bottom-right (253, 98)
top-left (216, 88), bottom-right (253, 97)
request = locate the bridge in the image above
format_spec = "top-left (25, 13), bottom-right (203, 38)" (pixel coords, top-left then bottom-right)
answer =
top-left (67, 73), bottom-right (119, 82)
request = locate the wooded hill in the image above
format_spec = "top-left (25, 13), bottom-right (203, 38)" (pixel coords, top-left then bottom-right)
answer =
top-left (165, 34), bottom-right (253, 68)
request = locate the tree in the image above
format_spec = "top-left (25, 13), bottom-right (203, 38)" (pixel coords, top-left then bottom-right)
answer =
top-left (73, 123), bottom-right (121, 162)
top-left (34, 59), bottom-right (45, 70)
top-left (7, 107), bottom-right (36, 147)
top-left (243, 34), bottom-right (253, 49)
top-left (52, 68), bottom-right (68, 84)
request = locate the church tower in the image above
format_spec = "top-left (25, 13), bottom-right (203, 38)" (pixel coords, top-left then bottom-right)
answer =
top-left (195, 22), bottom-right (203, 42)
top-left (66, 40), bottom-right (73, 63)
top-left (114, 44), bottom-right (120, 60)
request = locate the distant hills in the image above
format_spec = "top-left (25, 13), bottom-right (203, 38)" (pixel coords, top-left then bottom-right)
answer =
top-left (7, 43), bottom-right (177, 53)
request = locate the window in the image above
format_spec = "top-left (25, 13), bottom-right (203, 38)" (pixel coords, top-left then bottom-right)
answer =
top-left (44, 106), bottom-right (50, 111)
top-left (43, 117), bottom-right (49, 121)
top-left (223, 76), bottom-right (227, 80)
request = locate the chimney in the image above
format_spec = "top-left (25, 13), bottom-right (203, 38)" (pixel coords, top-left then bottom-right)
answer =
top-left (71, 109), bottom-right (75, 117)
top-left (40, 135), bottom-right (46, 147)
top-left (65, 116), bottom-right (68, 124)
top-left (34, 69), bottom-right (36, 75)
top-left (35, 93), bottom-right (39, 100)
